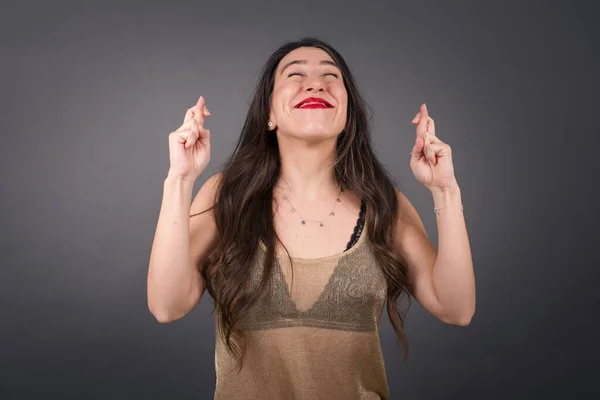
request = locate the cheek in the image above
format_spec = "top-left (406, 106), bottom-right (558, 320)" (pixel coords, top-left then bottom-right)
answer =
top-left (336, 91), bottom-right (349, 119)
top-left (331, 84), bottom-right (348, 109)
top-left (272, 85), bottom-right (300, 117)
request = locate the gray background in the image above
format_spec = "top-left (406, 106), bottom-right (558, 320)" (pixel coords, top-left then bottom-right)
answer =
top-left (2, 0), bottom-right (599, 399)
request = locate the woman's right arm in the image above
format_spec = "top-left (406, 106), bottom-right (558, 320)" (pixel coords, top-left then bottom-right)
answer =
top-left (147, 95), bottom-right (217, 323)
top-left (147, 172), bottom-right (220, 323)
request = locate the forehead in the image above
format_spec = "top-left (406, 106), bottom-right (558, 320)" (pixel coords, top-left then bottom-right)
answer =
top-left (277, 47), bottom-right (336, 70)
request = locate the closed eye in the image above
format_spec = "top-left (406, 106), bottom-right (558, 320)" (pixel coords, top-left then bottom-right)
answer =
top-left (287, 72), bottom-right (340, 78)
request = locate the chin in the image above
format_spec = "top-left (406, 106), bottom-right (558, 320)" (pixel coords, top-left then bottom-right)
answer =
top-left (293, 128), bottom-right (340, 142)
top-left (292, 121), bottom-right (343, 138)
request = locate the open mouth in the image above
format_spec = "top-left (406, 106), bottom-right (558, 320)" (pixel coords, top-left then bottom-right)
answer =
top-left (294, 97), bottom-right (334, 109)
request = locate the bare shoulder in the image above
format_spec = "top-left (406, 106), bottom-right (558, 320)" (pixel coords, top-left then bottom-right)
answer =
top-left (191, 172), bottom-right (222, 215)
top-left (190, 172), bottom-right (222, 286)
top-left (394, 187), bottom-right (426, 233)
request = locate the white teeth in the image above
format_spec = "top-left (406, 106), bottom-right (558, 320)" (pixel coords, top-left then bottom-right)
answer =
top-left (300, 102), bottom-right (328, 108)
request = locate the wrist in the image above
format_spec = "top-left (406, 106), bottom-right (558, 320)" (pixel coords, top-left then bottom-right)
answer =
top-left (431, 183), bottom-right (461, 208)
top-left (165, 171), bottom-right (199, 184)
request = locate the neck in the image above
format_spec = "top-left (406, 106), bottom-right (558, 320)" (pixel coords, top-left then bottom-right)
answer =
top-left (275, 134), bottom-right (340, 203)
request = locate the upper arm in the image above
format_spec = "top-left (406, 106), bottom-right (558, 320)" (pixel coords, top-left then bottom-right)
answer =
top-left (394, 188), bottom-right (444, 319)
top-left (189, 172), bottom-right (221, 302)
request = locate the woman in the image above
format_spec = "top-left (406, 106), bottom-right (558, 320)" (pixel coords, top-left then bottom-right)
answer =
top-left (147, 37), bottom-right (475, 399)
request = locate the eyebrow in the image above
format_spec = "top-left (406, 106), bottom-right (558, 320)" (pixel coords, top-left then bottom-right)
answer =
top-left (279, 59), bottom-right (340, 75)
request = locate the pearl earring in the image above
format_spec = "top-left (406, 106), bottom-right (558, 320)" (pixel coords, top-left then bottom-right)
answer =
top-left (268, 122), bottom-right (273, 127)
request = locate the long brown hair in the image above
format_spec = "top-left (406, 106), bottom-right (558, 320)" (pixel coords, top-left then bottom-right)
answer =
top-left (196, 37), bottom-right (411, 372)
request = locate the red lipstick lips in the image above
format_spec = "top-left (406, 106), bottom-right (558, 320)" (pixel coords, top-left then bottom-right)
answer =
top-left (294, 97), bottom-right (333, 108)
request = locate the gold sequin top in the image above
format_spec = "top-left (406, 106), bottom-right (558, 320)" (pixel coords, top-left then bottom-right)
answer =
top-left (213, 210), bottom-right (389, 400)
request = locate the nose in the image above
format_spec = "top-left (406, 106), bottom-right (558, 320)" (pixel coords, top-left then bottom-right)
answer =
top-left (305, 76), bottom-right (326, 92)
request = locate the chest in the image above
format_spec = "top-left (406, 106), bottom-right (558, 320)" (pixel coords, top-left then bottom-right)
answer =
top-left (243, 242), bottom-right (388, 332)
top-left (272, 196), bottom-right (362, 259)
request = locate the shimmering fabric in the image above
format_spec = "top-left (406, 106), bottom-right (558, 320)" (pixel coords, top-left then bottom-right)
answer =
top-left (213, 213), bottom-right (389, 400)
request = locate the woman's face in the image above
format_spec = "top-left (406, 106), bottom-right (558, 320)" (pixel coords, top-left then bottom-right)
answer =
top-left (268, 47), bottom-right (348, 141)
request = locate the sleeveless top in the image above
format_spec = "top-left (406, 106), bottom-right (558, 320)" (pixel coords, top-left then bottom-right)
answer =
top-left (213, 199), bottom-right (390, 399)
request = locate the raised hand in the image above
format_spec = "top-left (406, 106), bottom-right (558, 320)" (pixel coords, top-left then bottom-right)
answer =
top-left (167, 96), bottom-right (211, 181)
top-left (409, 104), bottom-right (457, 191)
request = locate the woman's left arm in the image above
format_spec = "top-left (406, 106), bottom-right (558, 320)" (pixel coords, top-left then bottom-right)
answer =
top-left (395, 184), bottom-right (475, 326)
top-left (396, 103), bottom-right (475, 326)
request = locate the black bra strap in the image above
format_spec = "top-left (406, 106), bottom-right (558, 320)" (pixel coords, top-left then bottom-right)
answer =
top-left (345, 198), bottom-right (366, 251)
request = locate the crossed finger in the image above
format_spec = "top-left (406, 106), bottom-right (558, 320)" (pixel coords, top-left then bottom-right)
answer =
top-left (181, 96), bottom-right (210, 129)
top-left (427, 117), bottom-right (435, 135)
top-left (412, 114), bottom-right (435, 134)
top-left (416, 104), bottom-right (428, 136)
top-left (412, 105), bottom-right (435, 136)
top-left (412, 104), bottom-right (436, 159)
